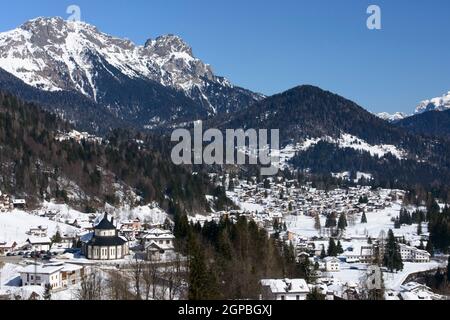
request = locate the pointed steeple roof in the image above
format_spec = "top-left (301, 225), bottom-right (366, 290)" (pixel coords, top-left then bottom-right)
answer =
top-left (94, 213), bottom-right (116, 230)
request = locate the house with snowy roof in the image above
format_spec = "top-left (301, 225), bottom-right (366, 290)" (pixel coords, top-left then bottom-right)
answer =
top-left (260, 278), bottom-right (310, 300)
top-left (25, 237), bottom-right (52, 251)
top-left (0, 241), bottom-right (17, 255)
top-left (20, 263), bottom-right (84, 290)
top-left (323, 257), bottom-right (340, 272)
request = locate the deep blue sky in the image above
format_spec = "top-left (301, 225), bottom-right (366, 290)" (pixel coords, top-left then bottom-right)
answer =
top-left (1, 0), bottom-right (449, 114)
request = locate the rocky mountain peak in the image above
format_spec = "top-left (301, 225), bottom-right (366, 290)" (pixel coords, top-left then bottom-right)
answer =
top-left (146, 34), bottom-right (193, 56)
top-left (415, 91), bottom-right (450, 114)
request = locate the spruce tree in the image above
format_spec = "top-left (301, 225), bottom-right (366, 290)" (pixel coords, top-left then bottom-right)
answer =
top-left (417, 222), bottom-right (422, 235)
top-left (418, 240), bottom-right (425, 250)
top-left (320, 246), bottom-right (326, 259)
top-left (325, 213), bottom-right (337, 228)
top-left (447, 256), bottom-right (450, 282)
top-left (426, 240), bottom-right (434, 257)
top-left (188, 233), bottom-right (217, 300)
top-left (338, 213), bottom-right (348, 230)
top-left (306, 287), bottom-right (326, 300)
top-left (327, 238), bottom-right (337, 257)
top-left (361, 212), bottom-right (368, 224)
top-left (336, 241), bottom-right (344, 254)
top-left (43, 284), bottom-right (52, 300)
top-left (51, 231), bottom-right (62, 244)
top-left (383, 229), bottom-right (403, 272)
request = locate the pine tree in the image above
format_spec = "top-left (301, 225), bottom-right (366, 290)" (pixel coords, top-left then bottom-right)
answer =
top-left (43, 284), bottom-right (52, 300)
top-left (394, 217), bottom-right (401, 229)
top-left (336, 241), bottom-right (344, 254)
top-left (447, 256), bottom-right (450, 283)
top-left (188, 233), bottom-right (217, 300)
top-left (418, 240), bottom-right (425, 250)
top-left (320, 246), bottom-right (326, 259)
top-left (307, 287), bottom-right (326, 300)
top-left (361, 212), bottom-right (367, 224)
top-left (228, 179), bottom-right (234, 191)
top-left (296, 257), bottom-right (311, 282)
top-left (426, 240), bottom-right (434, 257)
top-left (325, 213), bottom-right (337, 228)
top-left (338, 213), bottom-right (348, 230)
top-left (417, 222), bottom-right (422, 235)
top-left (383, 229), bottom-right (403, 272)
top-left (327, 238), bottom-right (337, 257)
top-left (51, 230), bottom-right (62, 244)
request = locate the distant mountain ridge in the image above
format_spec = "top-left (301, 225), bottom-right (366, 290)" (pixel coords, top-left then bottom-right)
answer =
top-left (415, 91), bottom-right (450, 114)
top-left (396, 109), bottom-right (450, 139)
top-left (376, 112), bottom-right (408, 123)
top-left (208, 85), bottom-right (450, 188)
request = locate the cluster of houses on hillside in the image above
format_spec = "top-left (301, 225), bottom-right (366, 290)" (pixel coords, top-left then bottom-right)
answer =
top-left (260, 277), bottom-right (446, 301)
top-left (55, 130), bottom-right (102, 144)
top-left (226, 176), bottom-right (404, 218)
top-left (1, 210), bottom-right (179, 298)
top-left (0, 191), bottom-right (26, 212)
top-left (199, 176), bottom-right (406, 238)
top-left (1, 210), bottom-right (177, 264)
top-left (287, 236), bottom-right (431, 265)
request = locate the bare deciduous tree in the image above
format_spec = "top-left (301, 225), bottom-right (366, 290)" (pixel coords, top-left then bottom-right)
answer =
top-left (129, 257), bottom-right (144, 299)
top-left (142, 255), bottom-right (160, 300)
top-left (107, 269), bottom-right (134, 300)
top-left (76, 268), bottom-right (104, 300)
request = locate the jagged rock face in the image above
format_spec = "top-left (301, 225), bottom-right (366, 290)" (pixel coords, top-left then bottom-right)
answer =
top-left (0, 17), bottom-right (263, 121)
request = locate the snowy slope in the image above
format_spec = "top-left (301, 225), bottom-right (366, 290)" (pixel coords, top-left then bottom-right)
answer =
top-left (0, 210), bottom-right (78, 244)
top-left (277, 133), bottom-right (406, 168)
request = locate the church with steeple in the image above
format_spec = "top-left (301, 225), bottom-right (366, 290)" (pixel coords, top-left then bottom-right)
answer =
top-left (82, 213), bottom-right (129, 260)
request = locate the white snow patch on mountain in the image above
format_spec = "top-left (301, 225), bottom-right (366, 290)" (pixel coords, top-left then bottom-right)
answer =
top-left (415, 91), bottom-right (450, 114)
top-left (336, 133), bottom-right (406, 159)
top-left (0, 17), bottom-right (252, 112)
top-left (277, 133), bottom-right (406, 168)
top-left (376, 112), bottom-right (408, 122)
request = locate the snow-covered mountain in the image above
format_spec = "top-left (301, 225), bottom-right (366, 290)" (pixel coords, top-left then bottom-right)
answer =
top-left (0, 17), bottom-right (262, 124)
top-left (376, 112), bottom-right (408, 122)
top-left (415, 91), bottom-right (450, 114)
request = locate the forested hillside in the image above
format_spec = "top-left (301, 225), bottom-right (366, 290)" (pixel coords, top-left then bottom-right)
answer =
top-left (0, 91), bottom-right (214, 213)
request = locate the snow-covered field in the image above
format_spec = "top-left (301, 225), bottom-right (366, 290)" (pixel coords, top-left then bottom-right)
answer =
top-left (0, 201), bottom-right (169, 245)
top-left (286, 203), bottom-right (426, 241)
top-left (0, 210), bottom-right (78, 243)
top-left (332, 261), bottom-right (441, 290)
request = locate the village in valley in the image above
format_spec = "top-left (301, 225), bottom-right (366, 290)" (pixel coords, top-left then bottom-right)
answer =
top-left (0, 173), bottom-right (448, 301)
